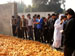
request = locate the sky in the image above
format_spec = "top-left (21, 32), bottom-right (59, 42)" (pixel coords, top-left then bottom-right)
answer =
top-left (65, 0), bottom-right (75, 11)
top-left (0, 0), bottom-right (32, 6)
top-left (0, 0), bottom-right (75, 11)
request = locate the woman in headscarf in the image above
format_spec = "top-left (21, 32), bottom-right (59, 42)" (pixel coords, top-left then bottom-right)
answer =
top-left (52, 14), bottom-right (64, 50)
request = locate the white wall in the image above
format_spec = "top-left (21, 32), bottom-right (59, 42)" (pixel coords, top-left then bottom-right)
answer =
top-left (18, 12), bottom-right (54, 18)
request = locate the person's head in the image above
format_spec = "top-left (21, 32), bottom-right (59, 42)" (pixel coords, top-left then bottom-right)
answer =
top-left (43, 17), bottom-right (47, 22)
top-left (56, 13), bottom-right (59, 19)
top-left (12, 16), bottom-right (15, 18)
top-left (34, 14), bottom-right (37, 18)
top-left (17, 16), bottom-right (20, 19)
top-left (27, 14), bottom-right (31, 19)
top-left (59, 14), bottom-right (65, 21)
top-left (37, 14), bottom-right (40, 19)
top-left (48, 14), bottom-right (51, 19)
top-left (63, 16), bottom-right (67, 21)
top-left (33, 16), bottom-right (36, 20)
top-left (48, 14), bottom-right (50, 16)
top-left (22, 15), bottom-right (25, 19)
top-left (51, 13), bottom-right (56, 19)
top-left (17, 16), bottom-right (21, 21)
top-left (65, 8), bottom-right (75, 19)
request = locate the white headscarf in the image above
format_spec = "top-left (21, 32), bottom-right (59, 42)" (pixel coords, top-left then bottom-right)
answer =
top-left (54, 14), bottom-right (65, 29)
top-left (58, 14), bottom-right (65, 20)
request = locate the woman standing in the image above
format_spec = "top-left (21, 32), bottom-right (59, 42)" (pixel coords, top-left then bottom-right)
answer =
top-left (52, 14), bottom-right (64, 49)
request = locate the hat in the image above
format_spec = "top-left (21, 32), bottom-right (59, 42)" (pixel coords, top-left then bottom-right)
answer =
top-left (65, 8), bottom-right (75, 15)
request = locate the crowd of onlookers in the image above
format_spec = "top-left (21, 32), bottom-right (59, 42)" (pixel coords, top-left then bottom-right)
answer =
top-left (12, 13), bottom-right (57, 43)
top-left (11, 8), bottom-right (75, 56)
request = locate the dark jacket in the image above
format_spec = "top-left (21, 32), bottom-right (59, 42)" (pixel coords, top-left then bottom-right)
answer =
top-left (48, 18), bottom-right (56, 30)
top-left (64, 17), bottom-right (75, 48)
top-left (42, 21), bottom-right (48, 31)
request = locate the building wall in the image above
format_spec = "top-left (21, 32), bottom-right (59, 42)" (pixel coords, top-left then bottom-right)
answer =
top-left (18, 12), bottom-right (54, 19)
top-left (0, 3), bottom-right (17, 35)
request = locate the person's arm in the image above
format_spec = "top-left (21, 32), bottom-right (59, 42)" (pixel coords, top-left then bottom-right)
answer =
top-left (34, 22), bottom-right (40, 24)
top-left (34, 19), bottom-right (40, 24)
top-left (32, 19), bottom-right (34, 29)
top-left (25, 19), bottom-right (28, 27)
top-left (15, 19), bottom-right (19, 34)
top-left (10, 19), bottom-right (12, 26)
top-left (25, 19), bottom-right (28, 30)
top-left (60, 19), bottom-right (64, 24)
top-left (15, 26), bottom-right (18, 34)
top-left (20, 20), bottom-right (22, 30)
top-left (40, 18), bottom-right (43, 25)
top-left (15, 19), bottom-right (18, 33)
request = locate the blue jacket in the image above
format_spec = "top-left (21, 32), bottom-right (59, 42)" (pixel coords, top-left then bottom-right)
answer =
top-left (36, 18), bottom-right (43, 29)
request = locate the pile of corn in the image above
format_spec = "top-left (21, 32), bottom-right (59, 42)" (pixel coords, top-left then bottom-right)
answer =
top-left (0, 34), bottom-right (64, 56)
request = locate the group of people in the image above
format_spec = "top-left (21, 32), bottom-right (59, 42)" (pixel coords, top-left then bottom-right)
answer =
top-left (11, 13), bottom-right (57, 44)
top-left (12, 14), bottom-right (33, 40)
top-left (52, 8), bottom-right (75, 56)
top-left (52, 9), bottom-right (75, 56)
top-left (12, 8), bottom-right (75, 56)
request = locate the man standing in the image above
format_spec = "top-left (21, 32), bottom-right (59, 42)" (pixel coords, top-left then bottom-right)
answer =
top-left (12, 16), bottom-right (17, 36)
top-left (33, 16), bottom-right (37, 40)
top-left (36, 15), bottom-right (43, 42)
top-left (27, 14), bottom-right (33, 40)
top-left (42, 17), bottom-right (49, 43)
top-left (16, 16), bottom-right (21, 38)
top-left (64, 8), bottom-right (75, 56)
top-left (48, 14), bottom-right (57, 44)
top-left (20, 15), bottom-right (28, 39)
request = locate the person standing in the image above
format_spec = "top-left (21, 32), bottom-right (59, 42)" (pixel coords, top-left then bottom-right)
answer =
top-left (61, 16), bottom-right (67, 47)
top-left (20, 15), bottom-right (28, 39)
top-left (52, 14), bottom-right (64, 50)
top-left (47, 14), bottom-right (51, 20)
top-left (36, 15), bottom-right (43, 42)
top-left (48, 14), bottom-right (57, 44)
top-left (27, 14), bottom-right (33, 40)
top-left (64, 8), bottom-right (75, 56)
top-left (11, 16), bottom-right (17, 36)
top-left (42, 17), bottom-right (49, 43)
top-left (15, 16), bottom-right (22, 38)
top-left (47, 14), bottom-right (51, 43)
top-left (33, 16), bottom-right (37, 41)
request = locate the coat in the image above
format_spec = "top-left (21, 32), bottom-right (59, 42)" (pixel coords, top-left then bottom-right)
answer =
top-left (64, 17), bottom-right (75, 48)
